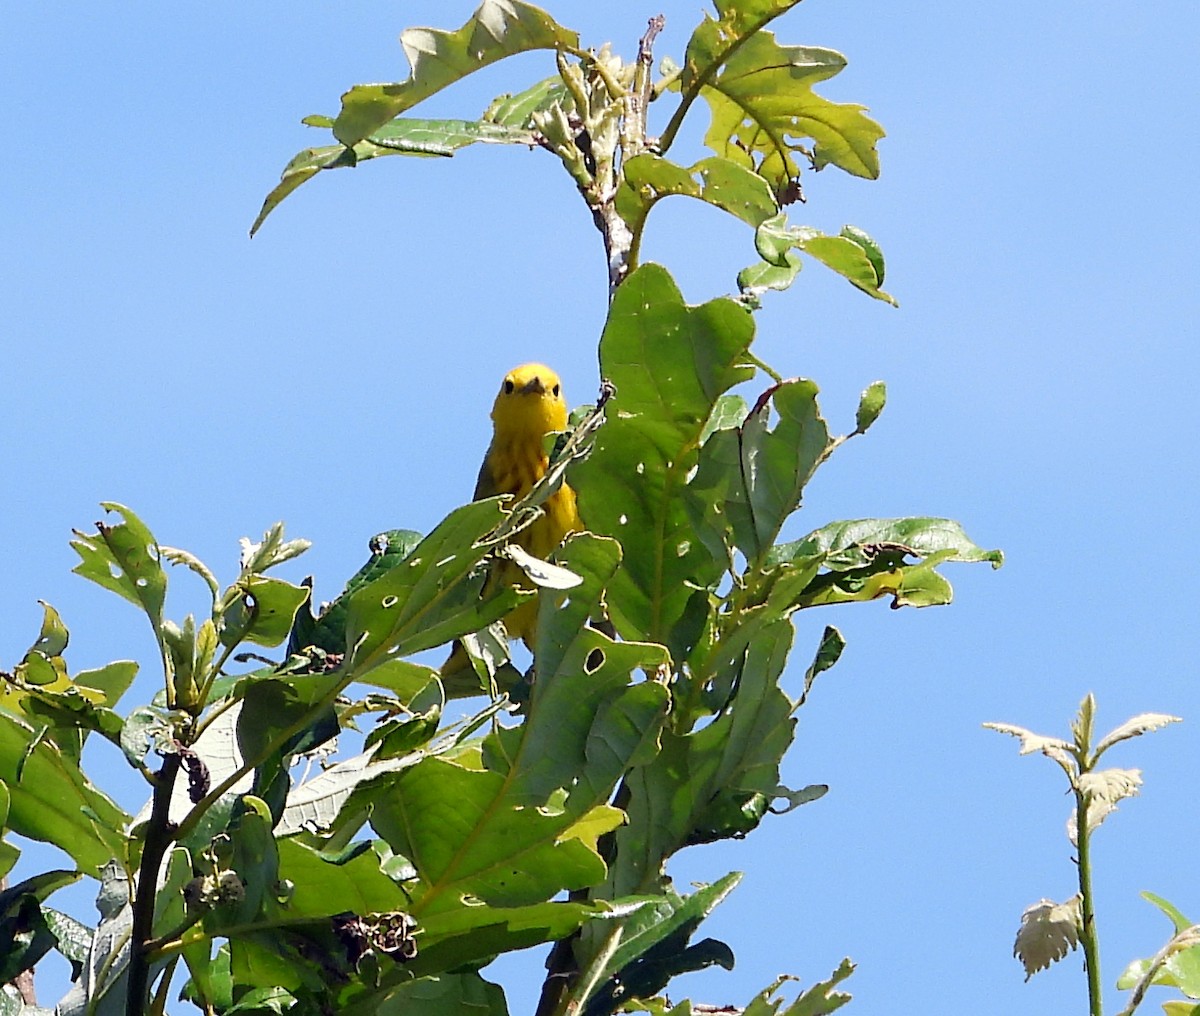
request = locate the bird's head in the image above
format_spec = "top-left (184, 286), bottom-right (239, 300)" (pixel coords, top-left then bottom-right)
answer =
top-left (491, 363), bottom-right (568, 439)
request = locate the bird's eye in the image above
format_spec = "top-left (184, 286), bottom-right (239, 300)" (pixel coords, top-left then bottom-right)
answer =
top-left (504, 379), bottom-right (515, 394)
top-left (552, 383), bottom-right (560, 396)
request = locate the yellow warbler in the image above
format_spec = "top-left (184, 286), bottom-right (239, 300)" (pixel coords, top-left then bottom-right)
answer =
top-left (446, 363), bottom-right (581, 676)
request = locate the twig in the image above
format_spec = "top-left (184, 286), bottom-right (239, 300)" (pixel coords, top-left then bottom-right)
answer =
top-left (126, 753), bottom-right (183, 1016)
top-left (1075, 783), bottom-right (1103, 1016)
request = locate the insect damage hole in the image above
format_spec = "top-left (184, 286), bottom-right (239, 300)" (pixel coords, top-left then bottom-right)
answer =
top-left (584, 648), bottom-right (605, 674)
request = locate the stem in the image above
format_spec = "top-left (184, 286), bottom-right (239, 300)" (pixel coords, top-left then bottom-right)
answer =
top-left (126, 753), bottom-right (183, 1016)
top-left (193, 636), bottom-right (243, 713)
top-left (1075, 786), bottom-right (1104, 1016)
top-left (657, 10), bottom-right (786, 156)
top-left (626, 16), bottom-right (664, 157)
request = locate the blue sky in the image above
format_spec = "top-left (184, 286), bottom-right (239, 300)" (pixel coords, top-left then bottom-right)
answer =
top-left (3, 2), bottom-right (1197, 1013)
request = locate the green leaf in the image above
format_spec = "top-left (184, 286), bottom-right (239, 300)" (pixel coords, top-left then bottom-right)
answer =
top-left (700, 393), bottom-right (750, 443)
top-left (854, 381), bottom-right (886, 435)
top-left (761, 519), bottom-right (1001, 611)
top-left (290, 529), bottom-right (424, 657)
top-left (1144, 891), bottom-right (1194, 934)
top-left (1115, 894), bottom-right (1200, 997)
top-left (225, 797), bottom-right (281, 927)
top-left (755, 215), bottom-right (896, 304)
top-left (738, 251), bottom-right (803, 300)
top-left (487, 533), bottom-right (671, 812)
top-left (354, 658), bottom-right (440, 704)
top-left (343, 500), bottom-right (513, 678)
top-left (120, 705), bottom-right (170, 767)
top-left (354, 117), bottom-right (538, 155)
top-left (365, 754), bottom-right (613, 912)
top-left (351, 529), bottom-right (669, 909)
top-left (484, 74), bottom-right (568, 127)
top-left (18, 681), bottom-right (124, 754)
top-left (180, 941), bottom-right (233, 1013)
top-left (151, 847), bottom-right (193, 946)
top-left (74, 660), bottom-right (139, 709)
top-left (277, 835), bottom-right (625, 982)
top-left (689, 32), bottom-right (884, 187)
top-left (573, 263), bottom-right (756, 659)
top-left (694, 378), bottom-right (833, 565)
top-left (588, 930), bottom-right (735, 1015)
top-left (686, 620), bottom-right (799, 843)
top-left (27, 601), bottom-right (69, 658)
top-left (237, 679), bottom-right (337, 773)
top-left (251, 119), bottom-right (541, 236)
top-left (675, 0), bottom-right (807, 125)
top-left (588, 873), bottom-right (742, 988)
top-left (70, 502), bottom-right (167, 629)
top-left (0, 872), bottom-right (78, 982)
top-left (225, 986), bottom-right (297, 1015)
top-left (277, 838), bottom-right (406, 919)
top-left (773, 517), bottom-right (1005, 571)
top-left (0, 713), bottom-right (129, 876)
top-left (601, 618), bottom-right (799, 910)
top-left (221, 575), bottom-right (311, 649)
top-left (0, 782), bottom-right (16, 879)
top-left (4, 611), bottom-right (129, 755)
top-left (781, 958), bottom-right (856, 1015)
top-left (343, 973), bottom-right (507, 1016)
top-left (800, 625), bottom-right (845, 705)
top-left (411, 898), bottom-right (624, 980)
top-left (227, 936), bottom-right (318, 1000)
top-left (840, 224), bottom-right (887, 286)
top-left (331, 3), bottom-right (579, 148)
top-left (616, 154), bottom-right (779, 237)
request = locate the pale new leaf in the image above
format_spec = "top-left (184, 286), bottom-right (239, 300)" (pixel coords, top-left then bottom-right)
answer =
top-left (983, 722), bottom-right (1074, 758)
top-left (1067, 767), bottom-right (1142, 845)
top-left (1094, 712), bottom-right (1181, 758)
top-left (1014, 895), bottom-right (1082, 980)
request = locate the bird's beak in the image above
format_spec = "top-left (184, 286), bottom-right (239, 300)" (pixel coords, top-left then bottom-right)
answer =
top-left (520, 375), bottom-right (546, 395)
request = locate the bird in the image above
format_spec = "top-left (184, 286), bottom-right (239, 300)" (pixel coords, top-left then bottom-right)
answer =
top-left (442, 363), bottom-right (581, 686)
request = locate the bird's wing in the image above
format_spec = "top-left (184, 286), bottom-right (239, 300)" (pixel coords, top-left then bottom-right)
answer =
top-left (473, 443), bottom-right (498, 500)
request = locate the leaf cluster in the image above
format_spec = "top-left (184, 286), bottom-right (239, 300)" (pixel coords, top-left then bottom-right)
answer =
top-left (0, 4), bottom-right (1008, 1016)
top-left (252, 0), bottom-right (894, 304)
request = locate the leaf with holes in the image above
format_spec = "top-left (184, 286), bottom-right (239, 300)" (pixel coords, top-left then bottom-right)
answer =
top-left (687, 31), bottom-right (884, 190)
top-left (290, 529), bottom-right (424, 657)
top-left (765, 517), bottom-right (1003, 610)
top-left (484, 532), bottom-right (670, 811)
top-left (220, 575), bottom-right (311, 649)
top-left (70, 502), bottom-right (167, 630)
top-left (573, 263), bottom-right (755, 661)
top-left (342, 500), bottom-right (517, 679)
top-left (616, 154), bottom-right (779, 238)
top-left (362, 754), bottom-right (621, 914)
top-left (355, 538), bottom-right (666, 921)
